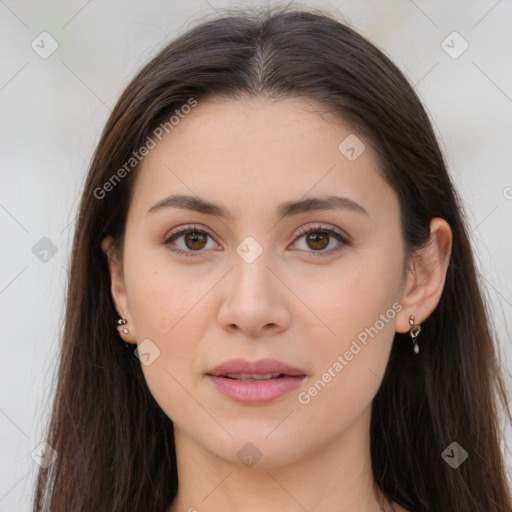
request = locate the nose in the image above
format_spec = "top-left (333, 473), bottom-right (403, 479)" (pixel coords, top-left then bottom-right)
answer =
top-left (217, 252), bottom-right (291, 338)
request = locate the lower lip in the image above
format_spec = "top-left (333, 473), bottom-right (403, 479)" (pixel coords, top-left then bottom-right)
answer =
top-left (207, 375), bottom-right (306, 404)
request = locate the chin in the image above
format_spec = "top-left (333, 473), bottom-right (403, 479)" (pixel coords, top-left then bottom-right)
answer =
top-left (202, 427), bottom-right (309, 470)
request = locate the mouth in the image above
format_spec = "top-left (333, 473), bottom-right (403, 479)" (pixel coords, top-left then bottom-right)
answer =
top-left (206, 358), bottom-right (307, 404)
top-left (214, 372), bottom-right (302, 381)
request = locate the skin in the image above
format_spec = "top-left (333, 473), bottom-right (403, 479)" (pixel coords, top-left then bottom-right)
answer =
top-left (102, 96), bottom-right (452, 512)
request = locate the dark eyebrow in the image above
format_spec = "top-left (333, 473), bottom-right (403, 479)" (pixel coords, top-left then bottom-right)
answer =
top-left (146, 194), bottom-right (369, 219)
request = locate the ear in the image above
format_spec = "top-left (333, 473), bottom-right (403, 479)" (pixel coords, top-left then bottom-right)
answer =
top-left (101, 235), bottom-right (137, 344)
top-left (395, 217), bottom-right (453, 333)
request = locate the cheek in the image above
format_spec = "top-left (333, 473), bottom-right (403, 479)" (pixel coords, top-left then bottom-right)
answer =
top-left (124, 243), bottom-right (215, 339)
top-left (291, 249), bottom-right (401, 409)
top-left (124, 259), bottom-right (214, 420)
top-left (291, 247), bottom-right (402, 345)
top-left (295, 298), bottom-right (396, 437)
top-left (123, 262), bottom-right (215, 421)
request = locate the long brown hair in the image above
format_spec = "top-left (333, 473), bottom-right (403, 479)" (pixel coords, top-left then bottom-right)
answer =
top-left (32, 5), bottom-right (512, 511)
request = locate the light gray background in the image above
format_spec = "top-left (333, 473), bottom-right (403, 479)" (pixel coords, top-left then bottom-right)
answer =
top-left (1, 0), bottom-right (511, 509)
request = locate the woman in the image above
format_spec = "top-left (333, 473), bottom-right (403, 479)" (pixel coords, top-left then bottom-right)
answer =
top-left (32, 6), bottom-right (512, 512)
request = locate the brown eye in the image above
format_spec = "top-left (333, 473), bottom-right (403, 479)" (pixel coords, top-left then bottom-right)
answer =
top-left (164, 226), bottom-right (217, 257)
top-left (305, 231), bottom-right (330, 250)
top-left (292, 225), bottom-right (349, 257)
top-left (183, 231), bottom-right (207, 250)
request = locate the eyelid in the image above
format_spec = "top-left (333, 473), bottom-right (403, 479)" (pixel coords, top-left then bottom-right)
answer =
top-left (164, 223), bottom-right (212, 240)
top-left (293, 223), bottom-right (349, 241)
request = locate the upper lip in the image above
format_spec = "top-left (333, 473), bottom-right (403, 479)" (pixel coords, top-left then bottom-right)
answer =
top-left (207, 358), bottom-right (306, 377)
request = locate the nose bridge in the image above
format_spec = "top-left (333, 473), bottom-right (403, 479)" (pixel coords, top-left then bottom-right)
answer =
top-left (217, 237), bottom-right (289, 335)
top-left (231, 238), bottom-right (275, 301)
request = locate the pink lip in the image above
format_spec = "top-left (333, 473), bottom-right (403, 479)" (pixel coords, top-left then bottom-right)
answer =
top-left (207, 358), bottom-right (306, 377)
top-left (206, 358), bottom-right (307, 405)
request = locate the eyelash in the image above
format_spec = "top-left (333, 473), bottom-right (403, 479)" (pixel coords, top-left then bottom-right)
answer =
top-left (163, 224), bottom-right (349, 258)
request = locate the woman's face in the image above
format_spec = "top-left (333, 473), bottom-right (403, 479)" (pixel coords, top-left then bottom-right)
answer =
top-left (106, 96), bottom-right (410, 467)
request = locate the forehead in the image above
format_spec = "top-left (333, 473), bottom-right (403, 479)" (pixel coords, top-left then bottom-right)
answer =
top-left (128, 96), bottom-right (398, 225)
